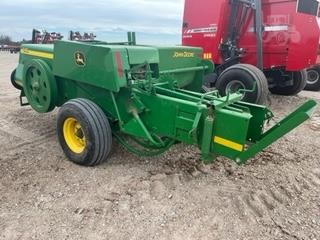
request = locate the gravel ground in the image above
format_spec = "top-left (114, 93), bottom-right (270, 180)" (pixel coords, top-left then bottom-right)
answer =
top-left (0, 52), bottom-right (320, 240)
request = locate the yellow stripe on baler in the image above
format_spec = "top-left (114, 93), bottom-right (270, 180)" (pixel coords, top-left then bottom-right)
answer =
top-left (21, 48), bottom-right (54, 59)
top-left (213, 136), bottom-right (244, 152)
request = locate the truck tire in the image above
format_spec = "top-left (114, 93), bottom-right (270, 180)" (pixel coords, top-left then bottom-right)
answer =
top-left (216, 64), bottom-right (269, 104)
top-left (305, 66), bottom-right (320, 91)
top-left (57, 98), bottom-right (112, 166)
top-left (270, 70), bottom-right (307, 95)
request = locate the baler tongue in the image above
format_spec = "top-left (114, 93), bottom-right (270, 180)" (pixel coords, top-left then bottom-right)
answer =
top-left (210, 100), bottom-right (317, 165)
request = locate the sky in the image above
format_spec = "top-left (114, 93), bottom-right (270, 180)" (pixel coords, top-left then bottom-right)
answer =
top-left (0, 0), bottom-right (185, 45)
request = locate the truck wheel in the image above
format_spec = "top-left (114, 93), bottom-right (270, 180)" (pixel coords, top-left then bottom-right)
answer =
top-left (10, 69), bottom-right (23, 90)
top-left (270, 70), bottom-right (307, 95)
top-left (305, 66), bottom-right (320, 91)
top-left (216, 64), bottom-right (269, 104)
top-left (57, 99), bottom-right (112, 166)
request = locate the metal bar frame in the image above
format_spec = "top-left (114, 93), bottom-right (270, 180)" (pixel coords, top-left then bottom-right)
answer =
top-left (221, 0), bottom-right (263, 69)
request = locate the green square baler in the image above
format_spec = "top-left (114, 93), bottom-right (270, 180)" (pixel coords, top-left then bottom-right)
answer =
top-left (11, 36), bottom-right (317, 166)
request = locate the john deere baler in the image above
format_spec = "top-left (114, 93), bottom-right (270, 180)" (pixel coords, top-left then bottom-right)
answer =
top-left (11, 34), bottom-right (316, 166)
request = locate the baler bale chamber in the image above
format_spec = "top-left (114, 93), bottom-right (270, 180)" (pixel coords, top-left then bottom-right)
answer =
top-left (11, 33), bottom-right (317, 166)
top-left (182, 0), bottom-right (320, 103)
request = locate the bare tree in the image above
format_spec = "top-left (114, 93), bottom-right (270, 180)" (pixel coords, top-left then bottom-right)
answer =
top-left (0, 34), bottom-right (13, 45)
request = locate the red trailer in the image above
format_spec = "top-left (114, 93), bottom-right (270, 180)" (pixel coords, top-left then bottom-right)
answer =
top-left (182, 0), bottom-right (320, 103)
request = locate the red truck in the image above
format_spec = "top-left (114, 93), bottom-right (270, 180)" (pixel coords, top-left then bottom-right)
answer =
top-left (182, 0), bottom-right (320, 103)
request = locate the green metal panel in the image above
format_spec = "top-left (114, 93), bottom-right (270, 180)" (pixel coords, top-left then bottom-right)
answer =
top-left (16, 44), bottom-right (54, 83)
top-left (211, 108), bottom-right (251, 159)
top-left (236, 102), bottom-right (271, 141)
top-left (15, 64), bottom-right (25, 84)
top-left (157, 46), bottom-right (203, 91)
top-left (21, 44), bottom-right (54, 53)
top-left (157, 46), bottom-right (202, 70)
top-left (129, 89), bottom-right (208, 145)
top-left (53, 41), bottom-right (129, 92)
top-left (126, 46), bottom-right (159, 65)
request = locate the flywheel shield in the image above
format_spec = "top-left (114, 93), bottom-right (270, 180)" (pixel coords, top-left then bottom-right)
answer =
top-left (22, 59), bottom-right (57, 113)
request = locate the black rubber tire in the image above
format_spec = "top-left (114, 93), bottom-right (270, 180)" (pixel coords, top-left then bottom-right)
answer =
top-left (305, 66), bottom-right (320, 91)
top-left (203, 72), bottom-right (217, 88)
top-left (241, 64), bottom-right (269, 104)
top-left (269, 70), bottom-right (307, 95)
top-left (10, 69), bottom-right (23, 90)
top-left (216, 64), bottom-right (269, 104)
top-left (57, 98), bottom-right (112, 166)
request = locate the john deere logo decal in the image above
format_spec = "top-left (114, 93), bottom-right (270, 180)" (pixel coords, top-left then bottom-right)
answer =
top-left (173, 51), bottom-right (195, 58)
top-left (75, 52), bottom-right (86, 66)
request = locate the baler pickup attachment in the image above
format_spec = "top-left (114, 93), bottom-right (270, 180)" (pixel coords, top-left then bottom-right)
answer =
top-left (207, 99), bottom-right (317, 165)
top-left (233, 100), bottom-right (317, 164)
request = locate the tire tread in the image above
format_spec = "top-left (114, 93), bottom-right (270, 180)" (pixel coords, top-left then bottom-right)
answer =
top-left (57, 98), bottom-right (112, 166)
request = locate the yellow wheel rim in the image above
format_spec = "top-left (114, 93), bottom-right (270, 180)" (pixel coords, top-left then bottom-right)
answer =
top-left (63, 117), bottom-right (86, 154)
